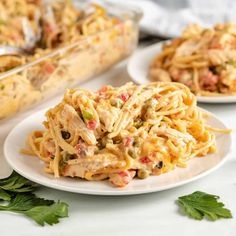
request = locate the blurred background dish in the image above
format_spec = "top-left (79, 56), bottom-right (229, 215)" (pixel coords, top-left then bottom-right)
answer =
top-left (128, 41), bottom-right (236, 103)
top-left (0, 0), bottom-right (142, 120)
top-left (110, 0), bottom-right (236, 38)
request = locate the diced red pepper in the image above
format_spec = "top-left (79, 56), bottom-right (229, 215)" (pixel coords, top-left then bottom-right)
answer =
top-left (109, 170), bottom-right (135, 187)
top-left (118, 23), bottom-right (125, 34)
top-left (154, 94), bottom-right (161, 99)
top-left (140, 156), bottom-right (151, 164)
top-left (75, 143), bottom-right (83, 154)
top-left (210, 42), bottom-right (223, 49)
top-left (149, 152), bottom-right (156, 158)
top-left (44, 22), bottom-right (54, 34)
top-left (95, 96), bottom-right (101, 103)
top-left (74, 142), bottom-right (87, 157)
top-left (123, 137), bottom-right (133, 147)
top-left (87, 120), bottom-right (97, 130)
top-left (46, 151), bottom-right (52, 157)
top-left (98, 86), bottom-right (109, 94)
top-left (43, 63), bottom-right (55, 74)
top-left (119, 93), bottom-right (129, 102)
top-left (118, 171), bottom-right (129, 177)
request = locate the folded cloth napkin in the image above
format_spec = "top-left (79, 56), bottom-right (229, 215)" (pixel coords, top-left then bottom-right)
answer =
top-left (110, 0), bottom-right (236, 38)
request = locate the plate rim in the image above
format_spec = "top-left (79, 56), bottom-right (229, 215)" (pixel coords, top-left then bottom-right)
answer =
top-left (4, 108), bottom-right (232, 196)
top-left (127, 41), bottom-right (236, 104)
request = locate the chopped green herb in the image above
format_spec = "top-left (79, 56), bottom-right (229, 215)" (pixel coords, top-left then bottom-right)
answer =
top-left (60, 153), bottom-right (74, 170)
top-left (133, 118), bottom-right (143, 129)
top-left (0, 172), bottom-right (69, 226)
top-left (128, 148), bottom-right (138, 159)
top-left (101, 136), bottom-right (113, 148)
top-left (0, 193), bottom-right (54, 212)
top-left (62, 153), bottom-right (74, 162)
top-left (228, 59), bottom-right (236, 67)
top-left (81, 109), bottom-right (93, 120)
top-left (133, 136), bottom-right (141, 147)
top-left (177, 191), bottom-right (232, 221)
top-left (110, 98), bottom-right (123, 108)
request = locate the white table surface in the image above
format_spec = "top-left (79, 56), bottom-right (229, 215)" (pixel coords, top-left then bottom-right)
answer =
top-left (0, 60), bottom-right (236, 236)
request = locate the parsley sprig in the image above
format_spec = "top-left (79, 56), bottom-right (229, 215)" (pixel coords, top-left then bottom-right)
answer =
top-left (0, 172), bottom-right (68, 226)
top-left (0, 171), bottom-right (37, 194)
top-left (177, 191), bottom-right (232, 221)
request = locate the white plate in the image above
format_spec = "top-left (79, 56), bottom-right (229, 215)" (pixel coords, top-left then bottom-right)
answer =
top-left (128, 42), bottom-right (236, 104)
top-left (4, 108), bottom-right (231, 196)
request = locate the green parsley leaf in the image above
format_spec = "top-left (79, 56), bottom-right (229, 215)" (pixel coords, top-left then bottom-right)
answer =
top-left (0, 193), bottom-right (68, 226)
top-left (0, 189), bottom-right (11, 201)
top-left (0, 171), bottom-right (37, 193)
top-left (0, 172), bottom-right (69, 226)
top-left (177, 191), bottom-right (233, 221)
top-left (0, 193), bottom-right (53, 212)
top-left (24, 202), bottom-right (69, 226)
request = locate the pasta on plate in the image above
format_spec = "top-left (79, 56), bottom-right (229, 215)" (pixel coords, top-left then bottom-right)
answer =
top-left (22, 82), bottom-right (227, 187)
top-left (149, 23), bottom-right (236, 96)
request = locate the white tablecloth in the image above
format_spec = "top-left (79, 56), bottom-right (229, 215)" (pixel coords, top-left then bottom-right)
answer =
top-left (0, 60), bottom-right (236, 236)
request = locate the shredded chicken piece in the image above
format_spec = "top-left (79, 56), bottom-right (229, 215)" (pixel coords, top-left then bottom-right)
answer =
top-left (61, 104), bottom-right (97, 145)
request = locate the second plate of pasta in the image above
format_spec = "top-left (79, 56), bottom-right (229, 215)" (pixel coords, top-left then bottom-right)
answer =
top-left (128, 42), bottom-right (236, 103)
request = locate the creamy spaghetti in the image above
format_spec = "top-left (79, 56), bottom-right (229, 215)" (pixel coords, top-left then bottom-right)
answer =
top-left (22, 82), bottom-right (226, 187)
top-left (149, 23), bottom-right (236, 96)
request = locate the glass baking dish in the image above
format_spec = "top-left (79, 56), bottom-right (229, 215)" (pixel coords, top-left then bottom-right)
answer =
top-left (0, 0), bottom-right (142, 120)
